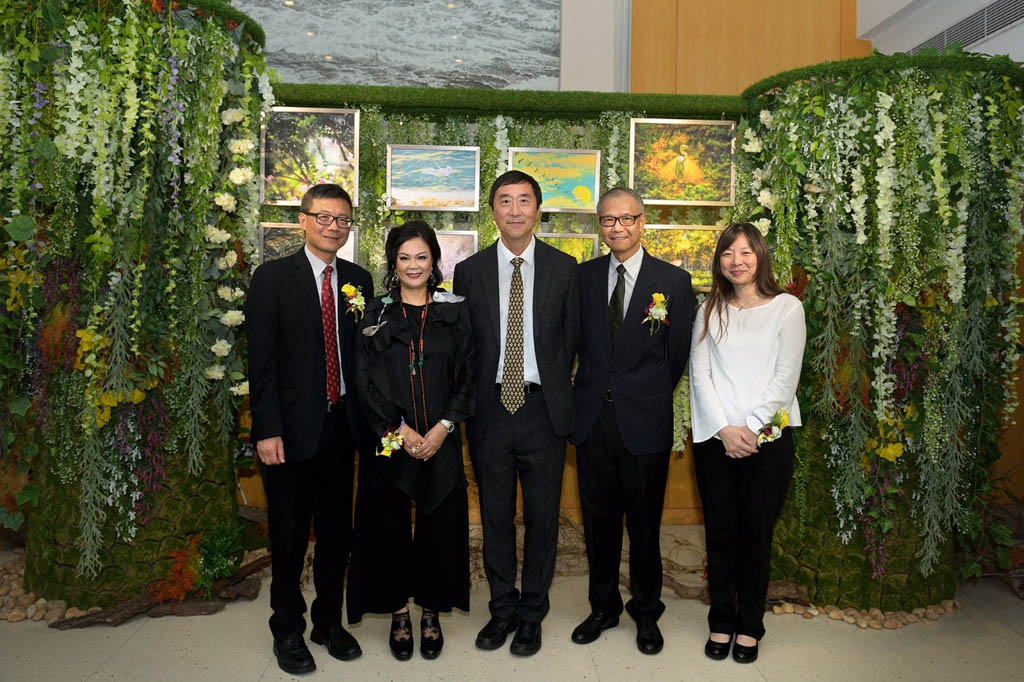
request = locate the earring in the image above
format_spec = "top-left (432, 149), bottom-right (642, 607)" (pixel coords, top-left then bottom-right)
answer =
top-left (427, 272), bottom-right (437, 287)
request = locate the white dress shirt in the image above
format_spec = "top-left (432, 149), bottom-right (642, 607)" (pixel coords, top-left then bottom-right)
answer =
top-left (496, 236), bottom-right (541, 385)
top-left (607, 247), bottom-right (644, 314)
top-left (304, 245), bottom-right (346, 397)
top-left (689, 293), bottom-right (806, 442)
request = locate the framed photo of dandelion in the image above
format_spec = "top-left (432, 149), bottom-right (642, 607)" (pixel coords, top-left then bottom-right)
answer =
top-left (629, 118), bottom-right (735, 206)
top-left (386, 145), bottom-right (480, 211)
top-left (641, 225), bottom-right (720, 290)
top-left (537, 233), bottom-right (600, 263)
top-left (507, 148), bottom-right (600, 213)
top-left (260, 222), bottom-right (358, 264)
top-left (261, 107), bottom-right (360, 206)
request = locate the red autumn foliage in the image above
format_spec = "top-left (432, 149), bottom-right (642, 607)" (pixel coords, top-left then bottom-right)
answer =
top-left (147, 535), bottom-right (200, 604)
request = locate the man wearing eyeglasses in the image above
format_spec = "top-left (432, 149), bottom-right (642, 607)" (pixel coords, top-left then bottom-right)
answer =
top-left (246, 183), bottom-right (373, 674)
top-left (570, 186), bottom-right (694, 655)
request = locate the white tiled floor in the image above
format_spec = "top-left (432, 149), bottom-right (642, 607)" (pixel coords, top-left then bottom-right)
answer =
top-left (2, 531), bottom-right (1023, 682)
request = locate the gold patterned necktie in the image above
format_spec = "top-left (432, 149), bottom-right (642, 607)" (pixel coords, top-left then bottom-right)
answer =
top-left (501, 256), bottom-right (525, 414)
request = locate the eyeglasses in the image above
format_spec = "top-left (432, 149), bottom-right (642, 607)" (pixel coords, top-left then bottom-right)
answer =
top-left (301, 211), bottom-right (355, 228)
top-left (598, 213), bottom-right (643, 228)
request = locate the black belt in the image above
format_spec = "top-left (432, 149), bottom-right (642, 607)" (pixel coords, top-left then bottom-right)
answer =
top-left (495, 382), bottom-right (541, 395)
top-left (326, 395), bottom-right (346, 413)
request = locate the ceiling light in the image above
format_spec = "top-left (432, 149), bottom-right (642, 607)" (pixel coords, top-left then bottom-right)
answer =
top-left (454, 57), bottom-right (463, 63)
top-left (307, 31), bottom-right (315, 37)
top-left (283, 0), bottom-right (294, 6)
top-left (324, 55), bottom-right (333, 61)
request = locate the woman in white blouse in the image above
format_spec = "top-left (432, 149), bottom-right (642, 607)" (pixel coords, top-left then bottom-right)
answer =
top-left (689, 223), bottom-right (806, 664)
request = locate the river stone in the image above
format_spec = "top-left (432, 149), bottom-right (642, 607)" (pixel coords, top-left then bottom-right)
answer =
top-left (772, 604), bottom-right (783, 615)
top-left (905, 613), bottom-right (919, 623)
top-left (9, 587), bottom-right (24, 598)
top-left (794, 604), bottom-right (806, 615)
top-left (47, 600), bottom-right (66, 611)
top-left (25, 604), bottom-right (37, 618)
top-left (868, 619), bottom-right (882, 629)
top-left (856, 618), bottom-right (868, 629)
top-left (882, 618), bottom-right (902, 629)
top-left (782, 602), bottom-right (794, 614)
top-left (8, 609), bottom-right (26, 622)
top-left (912, 607), bottom-right (926, 617)
top-left (868, 607), bottom-right (883, 620)
top-left (843, 614), bottom-right (856, 624)
top-left (802, 611), bottom-right (815, 619)
top-left (828, 609), bottom-right (844, 621)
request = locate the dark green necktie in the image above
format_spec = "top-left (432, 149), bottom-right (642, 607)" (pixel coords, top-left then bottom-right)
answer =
top-left (609, 263), bottom-right (625, 340)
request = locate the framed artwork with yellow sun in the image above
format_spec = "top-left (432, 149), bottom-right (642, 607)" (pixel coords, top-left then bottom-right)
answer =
top-left (507, 147), bottom-right (601, 213)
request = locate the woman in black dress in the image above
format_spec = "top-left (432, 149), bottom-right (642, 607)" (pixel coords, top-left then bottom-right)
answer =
top-left (348, 220), bottom-right (474, 661)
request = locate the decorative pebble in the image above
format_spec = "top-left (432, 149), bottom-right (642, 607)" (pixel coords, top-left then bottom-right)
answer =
top-left (868, 607), bottom-right (883, 620)
top-left (942, 603), bottom-right (955, 614)
top-left (772, 604), bottom-right (784, 615)
top-left (882, 618), bottom-right (902, 629)
top-left (25, 605), bottom-right (37, 619)
top-left (47, 600), bottom-right (66, 611)
top-left (8, 609), bottom-right (26, 623)
top-left (807, 607), bottom-right (819, 616)
top-left (45, 614), bottom-right (61, 626)
top-left (844, 608), bottom-right (858, 617)
top-left (794, 604), bottom-right (806, 615)
top-left (802, 611), bottom-right (815, 619)
top-left (64, 607), bottom-right (85, 619)
top-left (34, 598), bottom-right (46, 608)
top-left (843, 614), bottom-right (856, 624)
top-left (782, 602), bottom-right (795, 614)
top-left (9, 587), bottom-right (25, 599)
top-left (829, 609), bottom-right (844, 621)
top-left (31, 609), bottom-right (44, 622)
top-left (926, 608), bottom-right (940, 620)
top-left (856, 619), bottom-right (868, 629)
top-left (912, 607), bottom-right (926, 617)
top-left (87, 606), bottom-right (102, 614)
top-left (0, 584), bottom-right (9, 597)
top-left (868, 619), bottom-right (882, 629)
top-left (905, 613), bottom-right (919, 623)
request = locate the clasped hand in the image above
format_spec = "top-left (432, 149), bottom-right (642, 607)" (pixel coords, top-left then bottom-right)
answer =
top-left (401, 422), bottom-right (447, 461)
top-left (718, 425), bottom-right (759, 459)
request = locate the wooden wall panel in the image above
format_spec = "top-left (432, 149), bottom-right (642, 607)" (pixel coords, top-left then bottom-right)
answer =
top-left (630, 0), bottom-right (678, 93)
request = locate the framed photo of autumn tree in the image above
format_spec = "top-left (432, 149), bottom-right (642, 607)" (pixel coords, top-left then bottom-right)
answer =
top-left (641, 225), bottom-right (719, 291)
top-left (629, 118), bottom-right (735, 206)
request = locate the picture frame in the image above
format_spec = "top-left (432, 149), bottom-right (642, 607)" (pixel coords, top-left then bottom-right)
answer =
top-left (381, 228), bottom-right (478, 289)
top-left (507, 147), bottom-right (601, 213)
top-left (259, 222), bottom-right (358, 264)
top-left (386, 144), bottom-right (480, 212)
top-left (261, 107), bottom-right (360, 206)
top-left (629, 118), bottom-right (735, 207)
top-left (537, 232), bottom-right (600, 263)
top-left (641, 225), bottom-right (720, 291)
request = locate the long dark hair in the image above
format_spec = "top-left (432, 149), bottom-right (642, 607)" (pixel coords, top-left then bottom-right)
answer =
top-left (382, 220), bottom-right (443, 293)
top-left (700, 222), bottom-right (783, 342)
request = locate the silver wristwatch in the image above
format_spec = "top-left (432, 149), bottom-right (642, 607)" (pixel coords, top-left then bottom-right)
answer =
top-left (439, 419), bottom-right (455, 433)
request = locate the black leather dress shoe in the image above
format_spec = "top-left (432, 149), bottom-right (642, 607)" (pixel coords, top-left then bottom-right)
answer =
top-left (475, 615), bottom-right (518, 650)
top-left (571, 611), bottom-right (620, 644)
top-left (704, 635), bottom-right (732, 660)
top-left (310, 625), bottom-right (362, 661)
top-left (390, 612), bottom-right (414, 661)
top-left (732, 641), bottom-right (758, 663)
top-left (420, 612), bottom-right (444, 660)
top-left (509, 621), bottom-right (541, 656)
top-left (273, 632), bottom-right (316, 675)
top-left (635, 618), bottom-right (664, 655)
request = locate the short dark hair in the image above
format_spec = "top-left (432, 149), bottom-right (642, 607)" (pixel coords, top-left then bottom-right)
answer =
top-left (488, 170), bottom-right (542, 208)
top-left (597, 186), bottom-right (645, 215)
top-left (383, 220), bottom-right (444, 292)
top-left (299, 183), bottom-right (353, 213)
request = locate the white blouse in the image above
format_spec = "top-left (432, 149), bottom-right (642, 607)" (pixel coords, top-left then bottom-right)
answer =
top-left (689, 293), bottom-right (806, 443)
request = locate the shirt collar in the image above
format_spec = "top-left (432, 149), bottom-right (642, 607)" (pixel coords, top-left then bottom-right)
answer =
top-left (609, 246), bottom-right (643, 278)
top-left (497, 234), bottom-right (536, 267)
top-left (304, 244), bottom-right (336, 279)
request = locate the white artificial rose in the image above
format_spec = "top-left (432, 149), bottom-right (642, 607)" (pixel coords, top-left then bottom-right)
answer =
top-left (205, 226), bottom-right (232, 244)
top-left (204, 364), bottom-right (226, 380)
top-left (229, 380), bottom-right (250, 396)
top-left (228, 138), bottom-right (255, 155)
top-left (220, 310), bottom-right (245, 327)
top-left (215, 193), bottom-right (237, 213)
top-left (221, 108), bottom-right (244, 125)
top-left (210, 339), bottom-right (232, 357)
top-left (217, 286), bottom-right (234, 301)
top-left (229, 167), bottom-right (254, 185)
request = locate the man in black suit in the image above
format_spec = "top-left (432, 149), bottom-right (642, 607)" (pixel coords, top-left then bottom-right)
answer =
top-left (570, 186), bottom-right (694, 654)
top-left (246, 184), bottom-right (373, 674)
top-left (453, 170), bottom-right (579, 656)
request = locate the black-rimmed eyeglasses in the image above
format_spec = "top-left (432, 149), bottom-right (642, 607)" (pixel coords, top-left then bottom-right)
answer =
top-left (301, 211), bottom-right (355, 228)
top-left (598, 213), bottom-right (643, 228)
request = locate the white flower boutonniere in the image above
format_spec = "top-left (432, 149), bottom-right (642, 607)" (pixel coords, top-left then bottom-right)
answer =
top-left (340, 283), bottom-right (365, 321)
top-left (376, 429), bottom-right (404, 458)
top-left (642, 293), bottom-right (669, 334)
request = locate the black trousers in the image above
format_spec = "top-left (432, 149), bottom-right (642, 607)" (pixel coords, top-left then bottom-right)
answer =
top-left (260, 407), bottom-right (354, 641)
top-left (576, 400), bottom-right (670, 621)
top-left (693, 428), bottom-right (794, 640)
top-left (346, 469), bottom-right (470, 623)
top-left (469, 388), bottom-right (566, 623)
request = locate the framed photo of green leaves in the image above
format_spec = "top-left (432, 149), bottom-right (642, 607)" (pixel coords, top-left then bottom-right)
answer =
top-left (261, 107), bottom-right (360, 206)
top-left (537, 233), bottom-right (600, 263)
top-left (259, 222), bottom-right (358, 264)
top-left (642, 225), bottom-right (720, 291)
top-left (629, 118), bottom-right (735, 206)
top-left (386, 144), bottom-right (480, 212)
top-left (507, 147), bottom-right (601, 213)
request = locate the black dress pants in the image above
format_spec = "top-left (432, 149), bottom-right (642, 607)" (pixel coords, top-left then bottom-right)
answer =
top-left (576, 400), bottom-right (670, 621)
top-left (469, 388), bottom-right (566, 623)
top-left (693, 427), bottom-right (794, 640)
top-left (261, 407), bottom-right (354, 641)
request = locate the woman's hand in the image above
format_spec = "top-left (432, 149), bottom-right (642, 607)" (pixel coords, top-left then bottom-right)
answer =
top-left (718, 425), bottom-right (759, 459)
top-left (411, 423), bottom-right (448, 461)
top-left (400, 422), bottom-right (424, 456)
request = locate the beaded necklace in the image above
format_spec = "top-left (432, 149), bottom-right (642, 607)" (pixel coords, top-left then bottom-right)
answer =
top-left (400, 298), bottom-right (430, 433)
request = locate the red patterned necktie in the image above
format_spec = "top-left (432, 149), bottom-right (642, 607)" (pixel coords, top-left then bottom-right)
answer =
top-left (321, 265), bottom-right (341, 404)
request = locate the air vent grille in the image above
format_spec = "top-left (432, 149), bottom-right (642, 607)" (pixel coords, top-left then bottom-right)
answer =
top-left (910, 0), bottom-right (1024, 53)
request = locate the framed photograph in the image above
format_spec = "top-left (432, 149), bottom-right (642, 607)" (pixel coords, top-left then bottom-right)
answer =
top-left (382, 228), bottom-right (477, 289)
top-left (537, 233), bottom-right (600, 263)
top-left (629, 118), bottom-right (735, 206)
top-left (642, 225), bottom-right (720, 290)
top-left (261, 107), bottom-right (359, 206)
top-left (259, 222), bottom-right (358, 264)
top-left (386, 145), bottom-right (480, 211)
top-left (507, 147), bottom-right (601, 213)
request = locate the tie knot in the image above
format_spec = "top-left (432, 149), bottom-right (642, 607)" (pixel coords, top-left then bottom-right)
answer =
top-left (324, 265), bottom-right (333, 277)
top-left (511, 257), bottom-right (524, 268)
top-left (616, 264), bottom-right (625, 275)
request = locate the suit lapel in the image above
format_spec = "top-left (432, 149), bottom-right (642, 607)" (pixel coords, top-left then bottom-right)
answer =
top-left (481, 244), bottom-right (501, 343)
top-left (335, 260), bottom-right (357, 342)
top-left (532, 240), bottom-right (552, 341)
top-left (613, 249), bottom-right (657, 355)
top-left (589, 255), bottom-right (612, 359)
top-left (292, 249), bottom-right (324, 342)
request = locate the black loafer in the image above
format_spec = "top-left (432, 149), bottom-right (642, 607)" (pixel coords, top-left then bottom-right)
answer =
top-left (310, 625), bottom-right (362, 661)
top-left (732, 641), bottom-right (758, 663)
top-left (636, 618), bottom-right (664, 655)
top-left (704, 635), bottom-right (732, 660)
top-left (571, 611), bottom-right (620, 644)
top-left (420, 612), bottom-right (444, 660)
top-left (273, 632), bottom-right (316, 675)
top-left (390, 612), bottom-right (414, 661)
top-left (475, 614), bottom-right (518, 650)
top-left (510, 620), bottom-right (541, 656)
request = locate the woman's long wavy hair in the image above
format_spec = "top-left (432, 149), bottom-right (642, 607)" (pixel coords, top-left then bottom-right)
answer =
top-left (700, 222), bottom-right (783, 342)
top-left (382, 220), bottom-right (444, 293)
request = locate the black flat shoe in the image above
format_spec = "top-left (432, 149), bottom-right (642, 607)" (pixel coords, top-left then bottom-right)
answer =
top-left (509, 621), bottom-right (541, 656)
top-left (636, 618), bottom-right (663, 655)
top-left (310, 625), bottom-right (362, 661)
top-left (732, 641), bottom-right (758, 663)
top-left (475, 614), bottom-right (518, 650)
top-left (389, 611), bottom-right (414, 661)
top-left (273, 632), bottom-right (316, 675)
top-left (704, 635), bottom-right (732, 660)
top-left (571, 611), bottom-right (619, 644)
top-left (420, 609), bottom-right (444, 660)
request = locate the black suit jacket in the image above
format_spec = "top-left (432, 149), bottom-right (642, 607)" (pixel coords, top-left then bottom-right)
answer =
top-left (572, 249), bottom-right (695, 455)
top-left (245, 248), bottom-right (374, 460)
top-left (453, 238), bottom-right (580, 442)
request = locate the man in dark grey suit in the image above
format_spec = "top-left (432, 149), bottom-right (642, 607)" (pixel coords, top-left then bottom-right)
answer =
top-left (453, 170), bottom-right (579, 656)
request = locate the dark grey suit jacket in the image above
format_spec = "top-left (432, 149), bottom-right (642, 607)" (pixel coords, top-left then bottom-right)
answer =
top-left (453, 238), bottom-right (580, 443)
